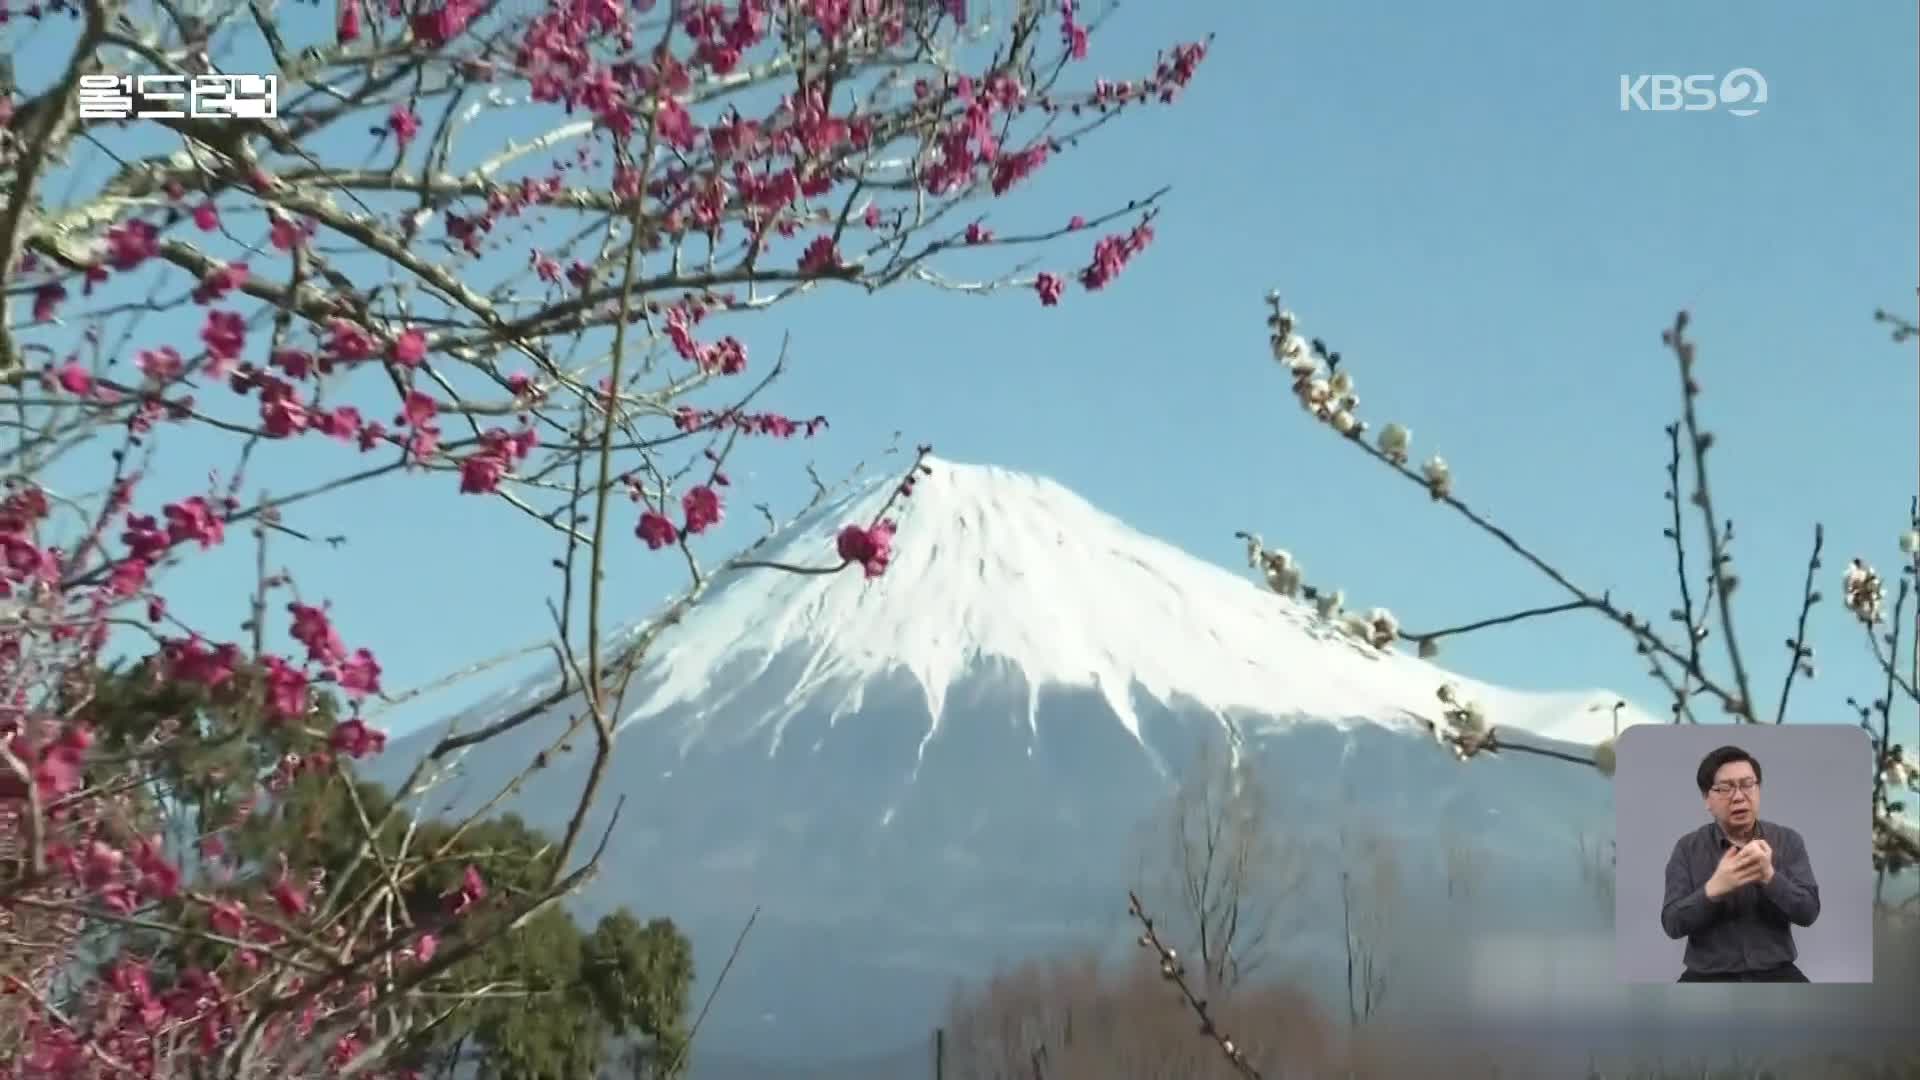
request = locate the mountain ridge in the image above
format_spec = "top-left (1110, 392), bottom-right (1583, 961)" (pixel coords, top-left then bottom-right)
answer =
top-left (598, 456), bottom-right (1650, 758)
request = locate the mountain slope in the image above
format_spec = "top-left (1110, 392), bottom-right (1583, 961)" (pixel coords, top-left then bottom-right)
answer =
top-left (392, 458), bottom-right (1647, 1065)
top-left (500, 457), bottom-right (1639, 756)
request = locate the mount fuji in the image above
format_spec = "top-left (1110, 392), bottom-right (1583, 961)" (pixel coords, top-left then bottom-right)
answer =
top-left (389, 458), bottom-right (1650, 1065)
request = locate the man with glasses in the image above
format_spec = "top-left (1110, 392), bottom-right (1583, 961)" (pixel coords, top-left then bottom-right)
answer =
top-left (1659, 745), bottom-right (1821, 981)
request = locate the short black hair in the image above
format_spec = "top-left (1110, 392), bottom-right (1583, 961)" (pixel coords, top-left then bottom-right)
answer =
top-left (1696, 745), bottom-right (1762, 795)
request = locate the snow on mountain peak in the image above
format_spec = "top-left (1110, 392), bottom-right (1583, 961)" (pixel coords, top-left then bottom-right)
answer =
top-left (619, 457), bottom-right (1646, 754)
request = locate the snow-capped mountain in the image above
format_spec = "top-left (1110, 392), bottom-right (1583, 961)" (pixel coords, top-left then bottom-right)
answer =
top-left (391, 458), bottom-right (1650, 1065)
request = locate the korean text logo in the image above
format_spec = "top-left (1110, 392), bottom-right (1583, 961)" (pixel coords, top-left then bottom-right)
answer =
top-left (78, 74), bottom-right (278, 121)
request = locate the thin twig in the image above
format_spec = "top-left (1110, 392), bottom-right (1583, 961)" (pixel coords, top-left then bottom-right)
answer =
top-left (1774, 524), bottom-right (1824, 724)
top-left (1664, 311), bottom-right (1757, 720)
top-left (1661, 422), bottom-right (1705, 723)
top-left (1401, 600), bottom-right (1592, 646)
top-left (1126, 891), bottom-right (1263, 1080)
top-left (666, 905), bottom-right (759, 1076)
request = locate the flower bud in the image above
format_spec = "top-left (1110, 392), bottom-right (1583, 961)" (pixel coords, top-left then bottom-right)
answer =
top-left (1592, 739), bottom-right (1617, 778)
top-left (1377, 422), bottom-right (1411, 464)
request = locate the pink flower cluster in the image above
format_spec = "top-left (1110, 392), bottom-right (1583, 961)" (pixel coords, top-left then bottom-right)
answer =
top-left (682, 1), bottom-right (769, 74)
top-left (1030, 213), bottom-right (1158, 306)
top-left (634, 482), bottom-right (725, 550)
top-left (1079, 217), bottom-right (1155, 291)
top-left (0, 470), bottom-right (428, 1077)
top-left (836, 520), bottom-right (896, 578)
top-left (672, 406), bottom-right (829, 438)
top-left (459, 425), bottom-right (540, 494)
top-left (665, 296), bottom-right (751, 375)
top-left (158, 604), bottom-right (383, 729)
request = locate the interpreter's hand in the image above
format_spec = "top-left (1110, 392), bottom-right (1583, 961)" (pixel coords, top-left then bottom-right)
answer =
top-left (1705, 843), bottom-right (1765, 900)
top-left (1744, 838), bottom-right (1775, 885)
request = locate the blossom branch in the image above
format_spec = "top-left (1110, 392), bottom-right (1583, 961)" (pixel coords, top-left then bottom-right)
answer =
top-left (1663, 312), bottom-right (1756, 719)
top-left (1660, 421), bottom-right (1710, 722)
top-left (1255, 293), bottom-right (1752, 719)
top-left (1774, 524), bottom-right (1824, 724)
top-left (0, 1), bottom-right (1214, 1071)
top-left (1126, 890), bottom-right (1263, 1080)
top-left (1248, 291), bottom-right (1920, 894)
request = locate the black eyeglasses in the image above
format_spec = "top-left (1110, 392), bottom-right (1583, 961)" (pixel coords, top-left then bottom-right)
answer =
top-left (1709, 779), bottom-right (1760, 797)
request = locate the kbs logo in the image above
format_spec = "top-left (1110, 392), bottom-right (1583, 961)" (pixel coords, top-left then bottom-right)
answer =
top-left (1619, 69), bottom-right (1768, 117)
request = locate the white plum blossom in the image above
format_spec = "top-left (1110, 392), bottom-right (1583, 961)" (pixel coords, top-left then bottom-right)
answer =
top-left (1363, 607), bottom-right (1399, 649)
top-left (1243, 533), bottom-right (1265, 570)
top-left (1378, 422), bottom-right (1411, 464)
top-left (1422, 455), bottom-right (1452, 499)
top-left (1260, 549), bottom-right (1304, 598)
top-left (1883, 758), bottom-right (1912, 791)
top-left (1330, 605), bottom-right (1400, 650)
top-left (1265, 292), bottom-right (1292, 327)
top-left (1901, 529), bottom-right (1920, 556)
top-left (1271, 327), bottom-right (1307, 365)
top-left (1447, 703), bottom-right (1490, 763)
top-left (1592, 739), bottom-right (1617, 778)
top-left (1842, 559), bottom-right (1885, 624)
top-left (1428, 682), bottom-right (1494, 760)
top-left (1328, 370), bottom-right (1354, 399)
top-left (1314, 588), bottom-right (1344, 619)
top-left (1452, 729), bottom-right (1488, 761)
top-left (1331, 409), bottom-right (1358, 435)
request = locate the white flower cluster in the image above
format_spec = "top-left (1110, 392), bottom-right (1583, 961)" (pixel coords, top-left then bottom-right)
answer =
top-left (1901, 529), bottom-right (1920, 556)
top-left (1245, 533), bottom-right (1304, 597)
top-left (1421, 456), bottom-right (1451, 500)
top-left (1433, 682), bottom-right (1491, 761)
top-left (1884, 755), bottom-right (1915, 793)
top-left (1243, 533), bottom-right (1400, 650)
top-left (1266, 294), bottom-right (1360, 433)
top-left (1266, 292), bottom-right (1451, 500)
top-left (1842, 558), bottom-right (1885, 624)
top-left (1340, 607), bottom-right (1400, 650)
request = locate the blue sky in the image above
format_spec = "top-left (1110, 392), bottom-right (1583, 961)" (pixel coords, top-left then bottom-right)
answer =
top-left (13, 1), bottom-right (1917, 753)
